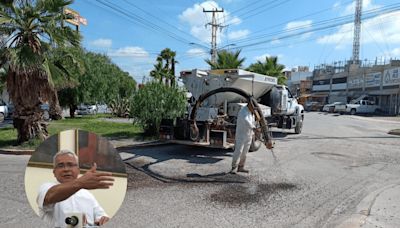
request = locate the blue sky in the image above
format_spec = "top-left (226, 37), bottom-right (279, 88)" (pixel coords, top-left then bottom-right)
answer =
top-left (70, 0), bottom-right (400, 83)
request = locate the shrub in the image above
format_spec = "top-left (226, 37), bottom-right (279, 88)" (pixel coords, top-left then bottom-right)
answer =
top-left (130, 82), bottom-right (186, 135)
top-left (109, 96), bottom-right (131, 118)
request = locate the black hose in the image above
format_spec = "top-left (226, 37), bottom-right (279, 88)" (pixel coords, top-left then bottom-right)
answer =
top-left (189, 87), bottom-right (273, 149)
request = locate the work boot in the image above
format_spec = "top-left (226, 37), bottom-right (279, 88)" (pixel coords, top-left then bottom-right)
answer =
top-left (237, 165), bottom-right (249, 173)
top-left (230, 166), bottom-right (237, 174)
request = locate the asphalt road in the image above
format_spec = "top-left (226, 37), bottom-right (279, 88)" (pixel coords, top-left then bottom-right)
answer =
top-left (0, 112), bottom-right (399, 227)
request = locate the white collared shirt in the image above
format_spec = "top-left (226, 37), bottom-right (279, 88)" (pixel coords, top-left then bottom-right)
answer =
top-left (37, 182), bottom-right (107, 227)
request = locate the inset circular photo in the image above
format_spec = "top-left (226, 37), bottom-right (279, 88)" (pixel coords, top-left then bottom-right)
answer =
top-left (24, 129), bottom-right (127, 227)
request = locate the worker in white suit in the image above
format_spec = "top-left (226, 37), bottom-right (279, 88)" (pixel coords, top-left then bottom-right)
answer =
top-left (231, 104), bottom-right (256, 174)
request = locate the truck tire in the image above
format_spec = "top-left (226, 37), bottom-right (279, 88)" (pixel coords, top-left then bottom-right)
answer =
top-left (294, 116), bottom-right (303, 134)
top-left (249, 137), bottom-right (261, 152)
top-left (350, 109), bottom-right (356, 115)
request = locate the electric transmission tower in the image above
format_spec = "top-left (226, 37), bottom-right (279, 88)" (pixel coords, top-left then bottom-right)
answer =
top-left (352, 0), bottom-right (362, 64)
top-left (203, 8), bottom-right (224, 64)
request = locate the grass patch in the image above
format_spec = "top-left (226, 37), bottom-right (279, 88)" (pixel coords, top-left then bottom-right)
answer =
top-left (0, 115), bottom-right (143, 149)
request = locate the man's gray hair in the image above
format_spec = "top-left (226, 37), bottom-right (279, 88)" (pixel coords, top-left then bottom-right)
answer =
top-left (53, 150), bottom-right (79, 167)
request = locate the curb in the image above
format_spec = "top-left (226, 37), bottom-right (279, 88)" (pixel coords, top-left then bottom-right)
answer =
top-left (337, 183), bottom-right (399, 228)
top-left (0, 148), bottom-right (34, 155)
top-left (0, 141), bottom-right (168, 156)
top-left (115, 140), bottom-right (171, 151)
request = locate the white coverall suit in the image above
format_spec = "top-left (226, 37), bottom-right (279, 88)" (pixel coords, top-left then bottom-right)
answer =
top-left (232, 105), bottom-right (256, 170)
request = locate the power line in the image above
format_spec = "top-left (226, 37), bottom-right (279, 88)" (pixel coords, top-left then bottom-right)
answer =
top-left (228, 4), bottom-right (400, 50)
top-left (121, 0), bottom-right (206, 47)
top-left (93, 0), bottom-right (209, 49)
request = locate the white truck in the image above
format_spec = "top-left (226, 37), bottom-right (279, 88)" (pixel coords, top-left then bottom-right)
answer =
top-left (345, 99), bottom-right (381, 115)
top-left (159, 69), bottom-right (304, 152)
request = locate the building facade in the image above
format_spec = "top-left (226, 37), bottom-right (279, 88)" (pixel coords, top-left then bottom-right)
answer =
top-left (312, 60), bottom-right (400, 115)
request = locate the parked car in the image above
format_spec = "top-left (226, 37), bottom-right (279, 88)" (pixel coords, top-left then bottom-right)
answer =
top-left (334, 103), bottom-right (347, 114)
top-left (305, 101), bottom-right (324, 111)
top-left (0, 101), bottom-right (8, 122)
top-left (40, 103), bottom-right (50, 121)
top-left (76, 104), bottom-right (97, 115)
top-left (322, 102), bottom-right (345, 113)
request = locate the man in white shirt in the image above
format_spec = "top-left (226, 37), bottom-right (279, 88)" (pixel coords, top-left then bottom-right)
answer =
top-left (230, 104), bottom-right (256, 174)
top-left (37, 150), bottom-right (114, 227)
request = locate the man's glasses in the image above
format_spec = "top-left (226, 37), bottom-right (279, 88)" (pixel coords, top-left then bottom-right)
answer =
top-left (55, 162), bottom-right (78, 169)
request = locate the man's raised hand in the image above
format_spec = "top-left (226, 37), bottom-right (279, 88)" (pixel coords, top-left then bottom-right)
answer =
top-left (75, 163), bottom-right (114, 190)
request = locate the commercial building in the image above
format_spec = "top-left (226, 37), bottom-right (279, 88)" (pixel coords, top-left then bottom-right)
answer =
top-left (312, 60), bottom-right (400, 115)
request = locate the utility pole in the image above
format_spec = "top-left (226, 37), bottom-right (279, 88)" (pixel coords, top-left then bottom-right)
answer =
top-left (352, 0), bottom-right (362, 65)
top-left (203, 8), bottom-right (224, 64)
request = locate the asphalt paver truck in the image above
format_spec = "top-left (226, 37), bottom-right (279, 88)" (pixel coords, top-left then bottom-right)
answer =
top-left (159, 69), bottom-right (304, 152)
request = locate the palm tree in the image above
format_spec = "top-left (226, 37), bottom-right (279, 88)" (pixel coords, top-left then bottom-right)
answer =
top-left (0, 0), bottom-right (81, 143)
top-left (247, 56), bottom-right (286, 85)
top-left (159, 48), bottom-right (178, 86)
top-left (205, 49), bottom-right (245, 70)
top-left (150, 57), bottom-right (166, 84)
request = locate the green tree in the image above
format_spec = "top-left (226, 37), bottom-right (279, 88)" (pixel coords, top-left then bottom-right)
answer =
top-left (205, 49), bottom-right (245, 69)
top-left (54, 46), bottom-right (85, 117)
top-left (130, 81), bottom-right (186, 135)
top-left (47, 46), bottom-right (85, 118)
top-left (150, 57), bottom-right (166, 84)
top-left (150, 48), bottom-right (178, 86)
top-left (57, 50), bottom-right (136, 117)
top-left (0, 0), bottom-right (81, 143)
top-left (247, 56), bottom-right (287, 85)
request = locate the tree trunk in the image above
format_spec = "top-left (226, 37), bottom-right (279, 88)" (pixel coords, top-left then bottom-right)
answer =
top-left (49, 90), bottom-right (62, 120)
top-left (171, 58), bottom-right (176, 87)
top-left (7, 68), bottom-right (53, 143)
top-left (69, 104), bottom-right (77, 118)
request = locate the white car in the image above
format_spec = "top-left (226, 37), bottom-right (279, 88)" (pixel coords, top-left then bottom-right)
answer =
top-left (322, 102), bottom-right (345, 112)
top-left (76, 104), bottom-right (97, 115)
top-left (0, 102), bottom-right (8, 122)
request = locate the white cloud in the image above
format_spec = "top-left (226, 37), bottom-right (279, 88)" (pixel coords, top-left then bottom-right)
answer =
top-left (179, 1), bottom-right (242, 44)
top-left (343, 0), bottom-right (380, 16)
top-left (333, 1), bottom-right (341, 9)
top-left (285, 20), bottom-right (313, 39)
top-left (254, 53), bottom-right (284, 62)
top-left (255, 53), bottom-right (271, 62)
top-left (90, 38), bottom-right (112, 48)
top-left (228, 30), bottom-right (250, 40)
top-left (317, 11), bottom-right (400, 48)
top-left (270, 38), bottom-right (281, 45)
top-left (285, 20), bottom-right (312, 32)
top-left (186, 48), bottom-right (208, 57)
top-left (108, 46), bottom-right (149, 58)
top-left (381, 48), bottom-right (400, 58)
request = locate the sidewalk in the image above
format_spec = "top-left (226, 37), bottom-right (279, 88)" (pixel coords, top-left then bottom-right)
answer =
top-left (338, 183), bottom-right (400, 228)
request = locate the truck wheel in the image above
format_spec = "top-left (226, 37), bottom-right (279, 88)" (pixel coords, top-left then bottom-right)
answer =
top-left (350, 109), bottom-right (356, 115)
top-left (294, 116), bottom-right (303, 134)
top-left (249, 137), bottom-right (261, 152)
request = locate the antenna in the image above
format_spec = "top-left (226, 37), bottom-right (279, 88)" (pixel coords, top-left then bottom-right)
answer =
top-left (352, 0), bottom-right (362, 64)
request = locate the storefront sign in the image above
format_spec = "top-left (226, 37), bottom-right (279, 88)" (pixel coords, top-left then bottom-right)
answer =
top-left (383, 68), bottom-right (400, 86)
top-left (365, 72), bottom-right (381, 87)
top-left (348, 76), bottom-right (363, 89)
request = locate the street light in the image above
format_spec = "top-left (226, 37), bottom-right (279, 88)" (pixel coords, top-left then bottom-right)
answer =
top-left (218, 43), bottom-right (236, 50)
